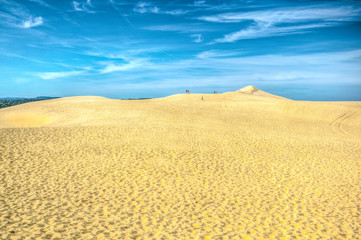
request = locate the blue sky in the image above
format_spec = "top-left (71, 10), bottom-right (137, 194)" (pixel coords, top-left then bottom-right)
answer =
top-left (0, 0), bottom-right (360, 100)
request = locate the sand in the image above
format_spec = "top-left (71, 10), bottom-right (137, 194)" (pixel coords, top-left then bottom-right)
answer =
top-left (0, 86), bottom-right (360, 239)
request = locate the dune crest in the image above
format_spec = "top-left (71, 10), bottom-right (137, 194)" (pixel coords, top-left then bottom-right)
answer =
top-left (234, 85), bottom-right (287, 100)
top-left (237, 85), bottom-right (259, 93)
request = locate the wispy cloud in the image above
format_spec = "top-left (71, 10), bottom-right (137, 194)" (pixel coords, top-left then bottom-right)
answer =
top-left (143, 24), bottom-right (212, 33)
top-left (133, 2), bottom-right (159, 14)
top-left (192, 49), bottom-right (361, 68)
top-left (165, 9), bottom-right (189, 16)
top-left (108, 0), bottom-right (131, 6)
top-left (113, 49), bottom-right (361, 91)
top-left (83, 47), bottom-right (173, 63)
top-left (196, 50), bottom-right (245, 59)
top-left (72, 0), bottom-right (95, 13)
top-left (0, 49), bottom-right (88, 71)
top-left (0, 49), bottom-right (47, 63)
top-left (28, 0), bottom-right (53, 8)
top-left (191, 34), bottom-right (203, 43)
top-left (37, 70), bottom-right (85, 80)
top-left (85, 51), bottom-right (127, 59)
top-left (100, 61), bottom-right (141, 73)
top-left (0, 0), bottom-right (29, 18)
top-left (199, 6), bottom-right (361, 43)
top-left (198, 6), bottom-right (361, 23)
top-left (21, 16), bottom-right (43, 28)
top-left (0, 0), bottom-right (44, 28)
top-left (133, 1), bottom-right (189, 16)
top-left (108, 0), bottom-right (136, 28)
top-left (129, 51), bottom-right (348, 90)
top-left (214, 22), bottom-right (333, 43)
top-left (134, 48), bottom-right (360, 78)
top-left (193, 0), bottom-right (207, 7)
top-left (0, 11), bottom-right (17, 26)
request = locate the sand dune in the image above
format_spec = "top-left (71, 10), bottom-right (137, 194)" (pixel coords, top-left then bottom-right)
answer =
top-left (236, 85), bottom-right (287, 100)
top-left (1, 86), bottom-right (360, 239)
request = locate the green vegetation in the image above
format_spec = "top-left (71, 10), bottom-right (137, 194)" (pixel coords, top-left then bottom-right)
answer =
top-left (0, 97), bottom-right (58, 109)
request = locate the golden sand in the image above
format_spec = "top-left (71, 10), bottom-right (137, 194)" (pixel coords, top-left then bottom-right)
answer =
top-left (0, 86), bottom-right (360, 239)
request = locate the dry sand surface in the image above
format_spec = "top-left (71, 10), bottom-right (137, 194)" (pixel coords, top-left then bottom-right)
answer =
top-left (1, 86), bottom-right (360, 239)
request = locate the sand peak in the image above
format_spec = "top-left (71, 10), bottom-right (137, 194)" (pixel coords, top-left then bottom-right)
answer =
top-left (238, 85), bottom-right (259, 94)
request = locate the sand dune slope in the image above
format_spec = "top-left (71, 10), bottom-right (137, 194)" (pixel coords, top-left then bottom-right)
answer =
top-left (236, 85), bottom-right (287, 99)
top-left (0, 87), bottom-right (360, 239)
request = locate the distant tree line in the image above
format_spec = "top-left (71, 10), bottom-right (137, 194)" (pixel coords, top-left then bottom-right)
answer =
top-left (0, 97), bottom-right (58, 109)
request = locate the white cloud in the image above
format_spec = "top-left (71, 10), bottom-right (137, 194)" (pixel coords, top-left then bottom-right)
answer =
top-left (37, 70), bottom-right (84, 80)
top-left (108, 0), bottom-right (128, 6)
top-left (133, 1), bottom-right (190, 16)
top-left (196, 50), bottom-right (244, 59)
top-left (100, 61), bottom-right (140, 73)
top-left (134, 2), bottom-right (159, 14)
top-left (127, 49), bottom-right (361, 86)
top-left (0, 11), bottom-right (17, 25)
top-left (28, 0), bottom-right (52, 8)
top-left (73, 1), bottom-right (81, 10)
top-left (199, 6), bottom-right (361, 43)
top-left (84, 48), bottom-right (168, 59)
top-left (191, 34), bottom-right (203, 43)
top-left (21, 16), bottom-right (43, 28)
top-left (198, 6), bottom-right (361, 23)
top-left (194, 49), bottom-right (361, 67)
top-left (84, 51), bottom-right (128, 59)
top-left (0, 0), bottom-right (46, 28)
top-left (143, 24), bottom-right (212, 33)
top-left (72, 0), bottom-right (94, 13)
top-left (0, 0), bottom-right (28, 18)
top-left (0, 49), bottom-right (47, 63)
top-left (213, 22), bottom-right (332, 43)
top-left (194, 0), bottom-right (206, 7)
top-left (50, 49), bottom-right (361, 96)
top-left (165, 9), bottom-right (189, 15)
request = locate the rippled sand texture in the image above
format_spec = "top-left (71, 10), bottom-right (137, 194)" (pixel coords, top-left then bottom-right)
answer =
top-left (1, 86), bottom-right (360, 239)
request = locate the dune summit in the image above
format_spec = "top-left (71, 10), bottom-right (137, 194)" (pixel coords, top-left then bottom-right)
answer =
top-left (236, 85), bottom-right (287, 100)
top-left (238, 85), bottom-right (259, 93)
top-left (0, 87), bottom-right (360, 239)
